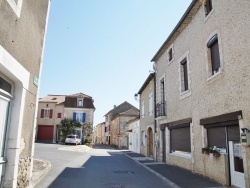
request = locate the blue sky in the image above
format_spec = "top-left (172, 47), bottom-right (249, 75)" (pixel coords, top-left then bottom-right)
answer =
top-left (40, 0), bottom-right (192, 126)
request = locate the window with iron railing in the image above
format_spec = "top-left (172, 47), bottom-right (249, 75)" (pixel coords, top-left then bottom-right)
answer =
top-left (156, 102), bottom-right (165, 117)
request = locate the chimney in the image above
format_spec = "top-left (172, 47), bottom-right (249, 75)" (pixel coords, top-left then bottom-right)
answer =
top-left (113, 105), bottom-right (116, 108)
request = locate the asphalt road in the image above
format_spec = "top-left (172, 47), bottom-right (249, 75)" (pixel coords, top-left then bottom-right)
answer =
top-left (34, 143), bottom-right (173, 188)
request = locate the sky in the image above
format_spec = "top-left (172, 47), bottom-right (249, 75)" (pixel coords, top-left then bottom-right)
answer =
top-left (40, 0), bottom-right (192, 126)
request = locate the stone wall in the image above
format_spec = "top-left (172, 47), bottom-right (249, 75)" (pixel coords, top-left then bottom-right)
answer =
top-left (17, 157), bottom-right (31, 188)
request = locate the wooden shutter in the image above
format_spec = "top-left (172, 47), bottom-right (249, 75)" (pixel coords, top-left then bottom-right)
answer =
top-left (207, 127), bottom-right (226, 148)
top-left (73, 112), bottom-right (76, 121)
top-left (170, 126), bottom-right (191, 152)
top-left (57, 113), bottom-right (62, 118)
top-left (82, 113), bottom-right (86, 122)
top-left (40, 109), bottom-right (44, 118)
top-left (49, 110), bottom-right (53, 118)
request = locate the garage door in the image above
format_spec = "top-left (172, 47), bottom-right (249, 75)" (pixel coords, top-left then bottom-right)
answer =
top-left (37, 125), bottom-right (54, 141)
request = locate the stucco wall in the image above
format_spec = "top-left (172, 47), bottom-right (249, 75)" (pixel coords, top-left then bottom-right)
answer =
top-left (154, 0), bottom-right (250, 186)
top-left (0, 0), bottom-right (50, 187)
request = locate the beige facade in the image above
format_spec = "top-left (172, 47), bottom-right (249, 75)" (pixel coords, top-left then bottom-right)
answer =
top-left (104, 102), bottom-right (139, 148)
top-left (152, 0), bottom-right (250, 187)
top-left (37, 93), bottom-right (95, 143)
top-left (0, 0), bottom-right (50, 187)
top-left (136, 73), bottom-right (158, 159)
top-left (94, 122), bottom-right (105, 144)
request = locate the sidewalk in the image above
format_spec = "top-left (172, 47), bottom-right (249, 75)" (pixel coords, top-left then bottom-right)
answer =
top-left (123, 151), bottom-right (224, 188)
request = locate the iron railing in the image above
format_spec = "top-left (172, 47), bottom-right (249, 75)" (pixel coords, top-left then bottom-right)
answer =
top-left (156, 102), bottom-right (166, 117)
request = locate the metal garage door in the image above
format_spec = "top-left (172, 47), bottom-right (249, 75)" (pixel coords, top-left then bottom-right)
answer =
top-left (37, 125), bottom-right (54, 141)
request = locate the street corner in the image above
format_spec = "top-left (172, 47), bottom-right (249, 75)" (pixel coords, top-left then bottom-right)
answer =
top-left (57, 144), bottom-right (92, 153)
top-left (31, 159), bottom-right (51, 188)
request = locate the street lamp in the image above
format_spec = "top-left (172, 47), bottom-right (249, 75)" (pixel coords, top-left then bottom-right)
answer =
top-left (134, 93), bottom-right (139, 101)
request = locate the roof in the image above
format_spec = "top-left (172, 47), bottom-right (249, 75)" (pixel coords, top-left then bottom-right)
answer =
top-left (151, 0), bottom-right (198, 62)
top-left (39, 95), bottom-right (65, 104)
top-left (137, 73), bottom-right (155, 94)
top-left (104, 101), bottom-right (139, 120)
top-left (119, 108), bottom-right (139, 116)
top-left (67, 92), bottom-right (92, 98)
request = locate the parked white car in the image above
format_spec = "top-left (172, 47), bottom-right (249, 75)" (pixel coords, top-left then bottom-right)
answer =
top-left (65, 135), bottom-right (81, 145)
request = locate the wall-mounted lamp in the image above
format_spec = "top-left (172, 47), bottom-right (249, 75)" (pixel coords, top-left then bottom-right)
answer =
top-left (134, 93), bottom-right (139, 101)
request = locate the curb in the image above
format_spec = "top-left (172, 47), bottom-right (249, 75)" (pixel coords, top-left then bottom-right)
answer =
top-left (123, 152), bottom-right (180, 188)
top-left (31, 159), bottom-right (51, 188)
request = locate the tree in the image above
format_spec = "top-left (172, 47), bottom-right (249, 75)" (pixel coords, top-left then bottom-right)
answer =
top-left (60, 118), bottom-right (82, 142)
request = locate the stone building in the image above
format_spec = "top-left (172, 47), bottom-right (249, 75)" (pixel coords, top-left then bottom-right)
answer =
top-left (104, 101), bottom-right (139, 148)
top-left (94, 122), bottom-right (105, 144)
top-left (151, 0), bottom-right (250, 187)
top-left (0, 0), bottom-right (50, 187)
top-left (136, 73), bottom-right (157, 159)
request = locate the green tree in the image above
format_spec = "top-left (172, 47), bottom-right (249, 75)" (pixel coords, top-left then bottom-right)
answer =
top-left (60, 118), bottom-right (82, 142)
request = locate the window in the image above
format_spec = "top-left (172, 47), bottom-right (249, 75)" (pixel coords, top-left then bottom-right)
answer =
top-left (204, 0), bottom-right (213, 16)
top-left (149, 92), bottom-right (153, 116)
top-left (167, 44), bottom-right (174, 64)
top-left (169, 125), bottom-right (191, 153)
top-left (40, 109), bottom-right (53, 119)
top-left (78, 98), bottom-right (83, 107)
top-left (207, 34), bottom-right (220, 76)
top-left (73, 112), bottom-right (86, 123)
top-left (168, 48), bottom-right (173, 62)
top-left (141, 131), bottom-right (145, 146)
top-left (180, 58), bottom-right (189, 92)
top-left (160, 79), bottom-right (165, 103)
top-left (6, 0), bottom-right (23, 17)
top-left (57, 113), bottom-right (62, 118)
top-left (207, 125), bottom-right (240, 150)
top-left (141, 101), bottom-right (145, 118)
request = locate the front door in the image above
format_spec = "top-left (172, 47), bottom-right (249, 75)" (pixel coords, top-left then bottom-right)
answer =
top-left (229, 141), bottom-right (245, 188)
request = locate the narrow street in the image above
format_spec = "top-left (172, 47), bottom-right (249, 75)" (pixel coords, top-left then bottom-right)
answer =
top-left (34, 143), bottom-right (173, 188)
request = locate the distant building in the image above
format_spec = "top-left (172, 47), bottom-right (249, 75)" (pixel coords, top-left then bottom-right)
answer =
top-left (104, 101), bottom-right (139, 148)
top-left (127, 117), bottom-right (140, 154)
top-left (94, 122), bottom-right (105, 144)
top-left (37, 93), bottom-right (95, 143)
top-left (0, 0), bottom-right (50, 187)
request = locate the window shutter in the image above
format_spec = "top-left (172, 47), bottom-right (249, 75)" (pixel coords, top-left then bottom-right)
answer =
top-left (170, 126), bottom-right (191, 152)
top-left (82, 113), bottom-right (86, 122)
top-left (49, 110), bottom-right (53, 118)
top-left (57, 113), bottom-right (62, 118)
top-left (210, 41), bottom-right (220, 71)
top-left (73, 112), bottom-right (76, 121)
top-left (207, 127), bottom-right (226, 148)
top-left (41, 109), bottom-right (44, 118)
top-left (227, 125), bottom-right (240, 141)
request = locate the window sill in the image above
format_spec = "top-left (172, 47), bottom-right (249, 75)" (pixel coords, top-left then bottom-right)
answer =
top-left (170, 151), bottom-right (191, 159)
top-left (179, 90), bottom-right (191, 100)
top-left (167, 58), bottom-right (175, 66)
top-left (204, 8), bottom-right (214, 22)
top-left (206, 70), bottom-right (223, 83)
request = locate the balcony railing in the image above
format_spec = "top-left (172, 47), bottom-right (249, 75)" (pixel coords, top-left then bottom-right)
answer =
top-left (156, 102), bottom-right (166, 117)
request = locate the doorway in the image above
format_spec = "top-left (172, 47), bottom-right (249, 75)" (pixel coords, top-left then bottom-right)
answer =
top-left (229, 141), bottom-right (245, 188)
top-left (148, 127), bottom-right (153, 158)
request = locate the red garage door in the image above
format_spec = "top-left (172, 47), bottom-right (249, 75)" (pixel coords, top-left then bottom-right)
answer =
top-left (37, 125), bottom-right (54, 141)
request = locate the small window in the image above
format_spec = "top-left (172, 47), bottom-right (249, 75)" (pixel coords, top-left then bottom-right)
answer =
top-left (40, 109), bottom-right (53, 119)
top-left (57, 113), bottom-right (62, 118)
top-left (180, 58), bottom-right (189, 92)
top-left (207, 34), bottom-right (220, 76)
top-left (78, 99), bottom-right (83, 107)
top-left (167, 45), bottom-right (174, 63)
top-left (204, 0), bottom-right (213, 16)
top-left (168, 48), bottom-right (173, 62)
